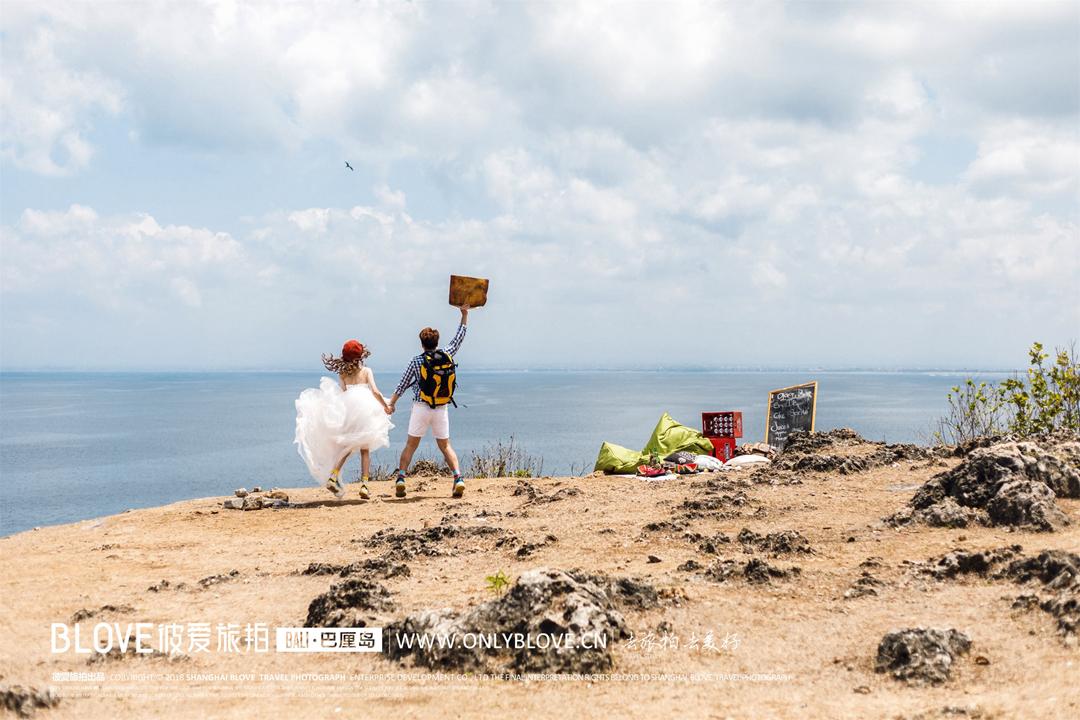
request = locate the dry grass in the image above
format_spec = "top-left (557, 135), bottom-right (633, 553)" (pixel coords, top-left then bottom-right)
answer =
top-left (468, 436), bottom-right (544, 478)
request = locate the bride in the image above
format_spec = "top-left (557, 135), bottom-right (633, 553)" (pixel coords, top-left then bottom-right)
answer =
top-left (294, 340), bottom-right (393, 500)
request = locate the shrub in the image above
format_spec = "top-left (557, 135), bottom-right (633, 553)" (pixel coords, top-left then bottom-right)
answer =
top-left (935, 341), bottom-right (1080, 445)
top-left (934, 378), bottom-right (1004, 445)
top-left (998, 342), bottom-right (1080, 435)
top-left (366, 456), bottom-right (450, 481)
top-left (468, 436), bottom-right (544, 478)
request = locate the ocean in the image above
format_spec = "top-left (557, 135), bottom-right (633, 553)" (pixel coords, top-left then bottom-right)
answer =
top-left (0, 370), bottom-right (1008, 535)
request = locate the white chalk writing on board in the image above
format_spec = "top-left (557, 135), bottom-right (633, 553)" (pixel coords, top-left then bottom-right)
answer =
top-left (766, 382), bottom-right (817, 449)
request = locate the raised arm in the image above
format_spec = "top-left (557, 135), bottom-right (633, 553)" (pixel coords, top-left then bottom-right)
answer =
top-left (446, 305), bottom-right (470, 356)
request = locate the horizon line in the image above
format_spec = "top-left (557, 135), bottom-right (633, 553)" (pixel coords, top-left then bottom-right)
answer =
top-left (0, 365), bottom-right (1023, 375)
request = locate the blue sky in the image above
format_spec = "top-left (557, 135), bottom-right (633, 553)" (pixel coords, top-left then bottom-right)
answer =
top-left (1, 0), bottom-right (1078, 371)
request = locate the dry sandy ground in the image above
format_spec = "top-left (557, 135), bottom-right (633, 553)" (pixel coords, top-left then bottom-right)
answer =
top-left (2, 452), bottom-right (1078, 720)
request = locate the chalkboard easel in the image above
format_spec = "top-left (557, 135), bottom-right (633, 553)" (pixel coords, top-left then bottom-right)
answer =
top-left (765, 381), bottom-right (818, 450)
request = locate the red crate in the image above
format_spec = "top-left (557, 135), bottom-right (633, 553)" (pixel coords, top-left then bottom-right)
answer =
top-left (702, 411), bottom-right (743, 439)
top-left (709, 437), bottom-right (737, 461)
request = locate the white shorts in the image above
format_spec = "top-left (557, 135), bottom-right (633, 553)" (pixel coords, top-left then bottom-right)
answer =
top-left (407, 402), bottom-right (450, 440)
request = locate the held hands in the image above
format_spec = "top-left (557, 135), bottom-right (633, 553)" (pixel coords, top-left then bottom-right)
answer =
top-left (385, 401), bottom-right (396, 415)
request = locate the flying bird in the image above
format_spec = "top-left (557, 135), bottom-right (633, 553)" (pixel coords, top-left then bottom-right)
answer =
top-left (345, 161), bottom-right (354, 171)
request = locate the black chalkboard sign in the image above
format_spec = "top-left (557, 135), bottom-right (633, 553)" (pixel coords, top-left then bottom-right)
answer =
top-left (765, 381), bottom-right (818, 450)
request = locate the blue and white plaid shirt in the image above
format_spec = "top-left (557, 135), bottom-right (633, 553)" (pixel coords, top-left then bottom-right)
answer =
top-left (394, 323), bottom-right (467, 402)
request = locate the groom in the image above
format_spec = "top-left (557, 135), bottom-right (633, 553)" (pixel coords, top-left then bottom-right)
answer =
top-left (387, 305), bottom-right (470, 498)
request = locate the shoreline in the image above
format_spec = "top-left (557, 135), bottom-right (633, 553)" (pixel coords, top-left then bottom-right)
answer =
top-left (0, 371), bottom-right (973, 535)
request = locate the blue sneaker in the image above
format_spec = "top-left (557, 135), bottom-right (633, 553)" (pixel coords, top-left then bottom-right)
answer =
top-left (395, 472), bottom-right (406, 498)
top-left (452, 475), bottom-right (465, 498)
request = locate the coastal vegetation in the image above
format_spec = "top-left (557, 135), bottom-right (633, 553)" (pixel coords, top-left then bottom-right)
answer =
top-left (468, 436), bottom-right (544, 479)
top-left (936, 342), bottom-right (1080, 445)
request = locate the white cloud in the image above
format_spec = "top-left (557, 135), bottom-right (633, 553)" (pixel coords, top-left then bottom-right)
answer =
top-left (2, 205), bottom-right (243, 306)
top-left (3, 174), bottom-right (1076, 368)
top-left (0, 21), bottom-right (122, 175)
top-left (1, 1), bottom-right (1078, 368)
top-left (964, 121), bottom-right (1080, 197)
top-left (5, 1), bottom-right (1075, 169)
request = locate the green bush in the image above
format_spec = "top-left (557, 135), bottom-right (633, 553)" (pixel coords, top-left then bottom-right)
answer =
top-left (935, 341), bottom-right (1079, 445)
top-left (998, 342), bottom-right (1080, 435)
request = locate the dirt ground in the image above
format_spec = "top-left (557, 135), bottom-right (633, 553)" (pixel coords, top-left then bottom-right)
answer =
top-left (1, 450), bottom-right (1078, 719)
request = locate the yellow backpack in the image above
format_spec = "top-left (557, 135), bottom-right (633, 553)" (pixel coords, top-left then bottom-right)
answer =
top-left (418, 350), bottom-right (457, 408)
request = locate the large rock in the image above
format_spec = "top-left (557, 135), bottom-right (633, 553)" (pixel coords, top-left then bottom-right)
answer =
top-left (776, 428), bottom-right (932, 475)
top-left (889, 438), bottom-right (1078, 531)
top-left (923, 546), bottom-right (1023, 580)
top-left (385, 569), bottom-right (639, 673)
top-left (985, 480), bottom-right (1069, 531)
top-left (874, 628), bottom-right (971, 685)
top-left (918, 497), bottom-right (983, 528)
top-left (936, 441), bottom-right (1080, 504)
top-left (305, 578), bottom-right (395, 628)
top-left (1000, 549), bottom-right (1080, 588)
top-left (918, 547), bottom-right (1079, 641)
top-left (1000, 549), bottom-right (1080, 639)
top-left (781, 428), bottom-right (863, 454)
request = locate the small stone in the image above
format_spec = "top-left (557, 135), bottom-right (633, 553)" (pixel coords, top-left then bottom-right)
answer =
top-left (975, 655), bottom-right (990, 665)
top-left (853, 685), bottom-right (870, 694)
top-left (234, 488), bottom-right (249, 498)
top-left (844, 572), bottom-right (886, 599)
top-left (647, 555), bottom-right (662, 564)
top-left (223, 498), bottom-right (244, 510)
top-left (252, 486), bottom-right (262, 493)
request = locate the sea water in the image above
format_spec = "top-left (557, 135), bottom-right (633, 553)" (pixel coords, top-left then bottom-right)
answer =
top-left (0, 370), bottom-right (1009, 535)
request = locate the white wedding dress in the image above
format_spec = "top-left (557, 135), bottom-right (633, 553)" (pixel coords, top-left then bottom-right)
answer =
top-left (294, 377), bottom-right (393, 483)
